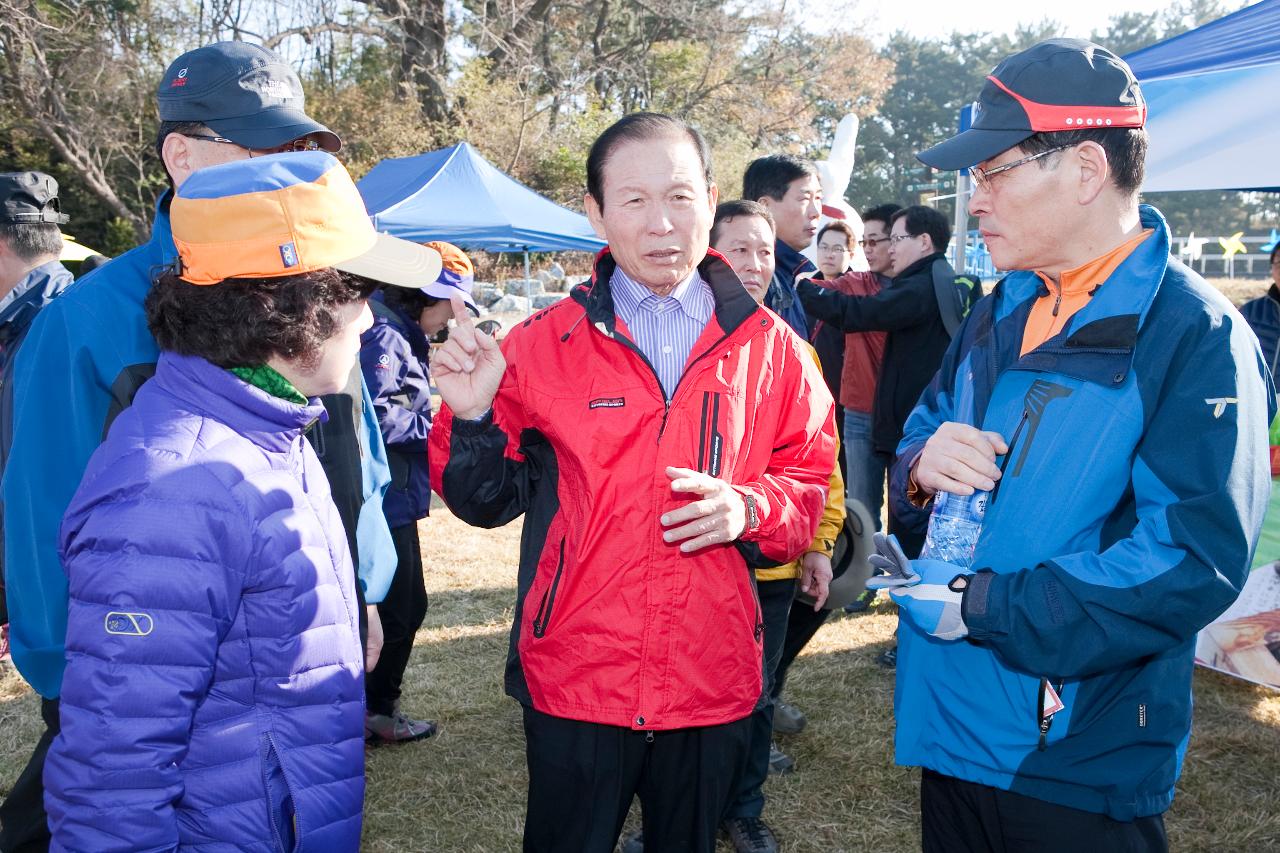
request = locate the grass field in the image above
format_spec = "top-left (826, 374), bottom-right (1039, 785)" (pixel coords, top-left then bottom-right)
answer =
top-left (5, 510), bottom-right (1278, 851)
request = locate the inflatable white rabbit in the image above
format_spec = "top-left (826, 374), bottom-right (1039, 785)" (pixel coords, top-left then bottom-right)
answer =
top-left (803, 113), bottom-right (870, 272)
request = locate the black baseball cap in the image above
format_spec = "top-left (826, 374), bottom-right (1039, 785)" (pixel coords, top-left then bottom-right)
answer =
top-left (0, 172), bottom-right (69, 226)
top-left (919, 39), bottom-right (1145, 171)
top-left (156, 42), bottom-right (340, 153)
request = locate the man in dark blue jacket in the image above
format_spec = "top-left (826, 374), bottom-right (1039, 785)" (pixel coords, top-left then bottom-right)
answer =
top-left (0, 173), bottom-right (74, 472)
top-left (744, 155), bottom-right (820, 338)
top-left (875, 39), bottom-right (1273, 852)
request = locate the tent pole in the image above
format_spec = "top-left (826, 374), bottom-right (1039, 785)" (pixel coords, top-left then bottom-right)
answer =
top-left (951, 171), bottom-right (969, 276)
top-left (524, 248), bottom-right (533, 316)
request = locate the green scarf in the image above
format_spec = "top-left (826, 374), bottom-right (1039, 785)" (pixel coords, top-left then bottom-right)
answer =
top-left (229, 364), bottom-right (308, 405)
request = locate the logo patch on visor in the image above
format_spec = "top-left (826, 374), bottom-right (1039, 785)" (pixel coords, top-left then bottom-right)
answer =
top-left (279, 242), bottom-right (299, 268)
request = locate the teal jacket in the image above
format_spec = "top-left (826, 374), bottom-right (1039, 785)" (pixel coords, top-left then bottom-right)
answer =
top-left (2, 195), bottom-right (395, 698)
top-left (889, 205), bottom-right (1274, 820)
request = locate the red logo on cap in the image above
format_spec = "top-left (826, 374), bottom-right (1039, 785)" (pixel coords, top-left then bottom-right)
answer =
top-left (987, 75), bottom-right (1146, 132)
top-left (171, 67), bottom-right (189, 87)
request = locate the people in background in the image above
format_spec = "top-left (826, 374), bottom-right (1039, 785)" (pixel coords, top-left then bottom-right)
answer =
top-left (0, 172), bottom-right (74, 776)
top-left (743, 154), bottom-right (822, 339)
top-left (357, 240), bottom-right (478, 744)
top-left (807, 219), bottom-right (857, 478)
top-left (1239, 243), bottom-right (1280, 377)
top-left (706, 199), bottom-right (843, 853)
top-left (796, 204), bottom-right (962, 560)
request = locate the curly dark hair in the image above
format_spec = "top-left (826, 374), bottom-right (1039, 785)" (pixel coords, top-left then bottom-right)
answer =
top-left (145, 267), bottom-right (376, 370)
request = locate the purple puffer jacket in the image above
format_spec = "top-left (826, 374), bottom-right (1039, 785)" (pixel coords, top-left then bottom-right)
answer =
top-left (44, 352), bottom-right (365, 852)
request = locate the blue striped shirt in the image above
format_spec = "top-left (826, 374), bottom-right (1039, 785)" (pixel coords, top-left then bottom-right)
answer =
top-left (611, 267), bottom-right (714, 401)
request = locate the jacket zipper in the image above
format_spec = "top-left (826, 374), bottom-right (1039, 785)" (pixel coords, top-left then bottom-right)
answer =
top-left (262, 731), bottom-right (300, 853)
top-left (1036, 677), bottom-right (1066, 751)
top-left (532, 538), bottom-right (567, 638)
top-left (987, 410), bottom-right (1028, 508)
top-left (659, 334), bottom-right (733, 441)
top-left (750, 580), bottom-right (764, 642)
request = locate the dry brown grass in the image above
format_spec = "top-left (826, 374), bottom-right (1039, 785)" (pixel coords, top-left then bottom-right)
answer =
top-left (2, 509), bottom-right (1279, 851)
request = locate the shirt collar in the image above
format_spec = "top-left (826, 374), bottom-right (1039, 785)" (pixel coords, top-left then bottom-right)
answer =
top-left (611, 265), bottom-right (712, 324)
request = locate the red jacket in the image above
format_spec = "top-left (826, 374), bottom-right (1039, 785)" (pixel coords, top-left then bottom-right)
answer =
top-left (822, 271), bottom-right (887, 414)
top-left (429, 250), bottom-right (836, 730)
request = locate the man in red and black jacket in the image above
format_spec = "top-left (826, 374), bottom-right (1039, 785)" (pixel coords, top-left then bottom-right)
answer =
top-left (428, 113), bottom-right (836, 853)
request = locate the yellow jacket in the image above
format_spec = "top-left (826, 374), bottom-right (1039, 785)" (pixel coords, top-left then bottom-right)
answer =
top-left (755, 345), bottom-right (845, 581)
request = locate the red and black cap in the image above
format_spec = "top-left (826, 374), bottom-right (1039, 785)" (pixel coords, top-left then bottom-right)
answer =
top-left (918, 38), bottom-right (1145, 171)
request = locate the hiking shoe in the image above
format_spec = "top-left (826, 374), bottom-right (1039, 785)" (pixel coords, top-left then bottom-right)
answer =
top-left (723, 816), bottom-right (780, 853)
top-left (767, 742), bottom-right (795, 775)
top-left (619, 829), bottom-right (644, 853)
top-left (365, 711), bottom-right (437, 744)
top-left (843, 589), bottom-right (876, 614)
top-left (772, 700), bottom-right (807, 735)
top-left (876, 645), bottom-right (897, 668)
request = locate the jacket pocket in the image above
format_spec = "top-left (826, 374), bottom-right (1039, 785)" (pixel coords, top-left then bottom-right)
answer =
top-left (388, 449), bottom-right (411, 491)
top-left (531, 538), bottom-right (566, 639)
top-left (261, 732), bottom-right (301, 853)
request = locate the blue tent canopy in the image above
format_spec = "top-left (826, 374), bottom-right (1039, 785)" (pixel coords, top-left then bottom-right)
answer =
top-left (1124, 0), bottom-right (1280, 81)
top-left (1123, 0), bottom-right (1280, 193)
top-left (357, 142), bottom-right (606, 253)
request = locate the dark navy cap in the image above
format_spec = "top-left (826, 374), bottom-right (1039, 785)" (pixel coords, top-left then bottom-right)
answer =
top-left (156, 42), bottom-right (340, 152)
top-left (919, 39), bottom-right (1145, 171)
top-left (0, 172), bottom-right (69, 225)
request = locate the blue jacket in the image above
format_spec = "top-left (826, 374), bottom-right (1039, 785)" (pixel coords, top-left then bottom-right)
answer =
top-left (45, 352), bottom-right (365, 852)
top-left (2, 194), bottom-right (395, 698)
top-left (765, 240), bottom-right (813, 339)
top-left (889, 206), bottom-right (1274, 820)
top-left (0, 259), bottom-right (74, 524)
top-left (359, 298), bottom-right (433, 528)
top-left (1239, 284), bottom-right (1280, 378)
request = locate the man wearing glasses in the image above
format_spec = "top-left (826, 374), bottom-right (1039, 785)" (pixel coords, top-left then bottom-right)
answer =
top-left (0, 42), bottom-right (349, 850)
top-left (796, 203), bottom-right (968, 560)
top-left (878, 39), bottom-right (1271, 850)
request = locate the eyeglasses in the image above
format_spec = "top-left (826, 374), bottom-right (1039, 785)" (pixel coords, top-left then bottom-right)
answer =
top-left (889, 233), bottom-right (918, 244)
top-left (858, 236), bottom-right (888, 249)
top-left (182, 133), bottom-right (238, 146)
top-left (968, 145), bottom-right (1073, 191)
top-left (182, 133), bottom-right (323, 155)
top-left (270, 137), bottom-right (324, 153)
top-left (818, 244), bottom-right (852, 254)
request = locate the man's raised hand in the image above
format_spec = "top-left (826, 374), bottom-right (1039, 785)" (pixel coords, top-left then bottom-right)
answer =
top-left (432, 295), bottom-right (506, 421)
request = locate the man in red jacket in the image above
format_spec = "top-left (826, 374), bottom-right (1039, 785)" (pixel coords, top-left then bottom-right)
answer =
top-left (428, 113), bottom-right (837, 853)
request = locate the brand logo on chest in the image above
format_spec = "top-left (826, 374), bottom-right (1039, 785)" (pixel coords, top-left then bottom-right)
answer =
top-left (589, 397), bottom-right (625, 409)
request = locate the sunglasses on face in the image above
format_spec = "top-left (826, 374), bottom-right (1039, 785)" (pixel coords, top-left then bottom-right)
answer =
top-left (183, 133), bottom-right (323, 155)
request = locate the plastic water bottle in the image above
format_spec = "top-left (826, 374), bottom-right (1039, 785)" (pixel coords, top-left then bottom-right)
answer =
top-left (920, 489), bottom-right (988, 568)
